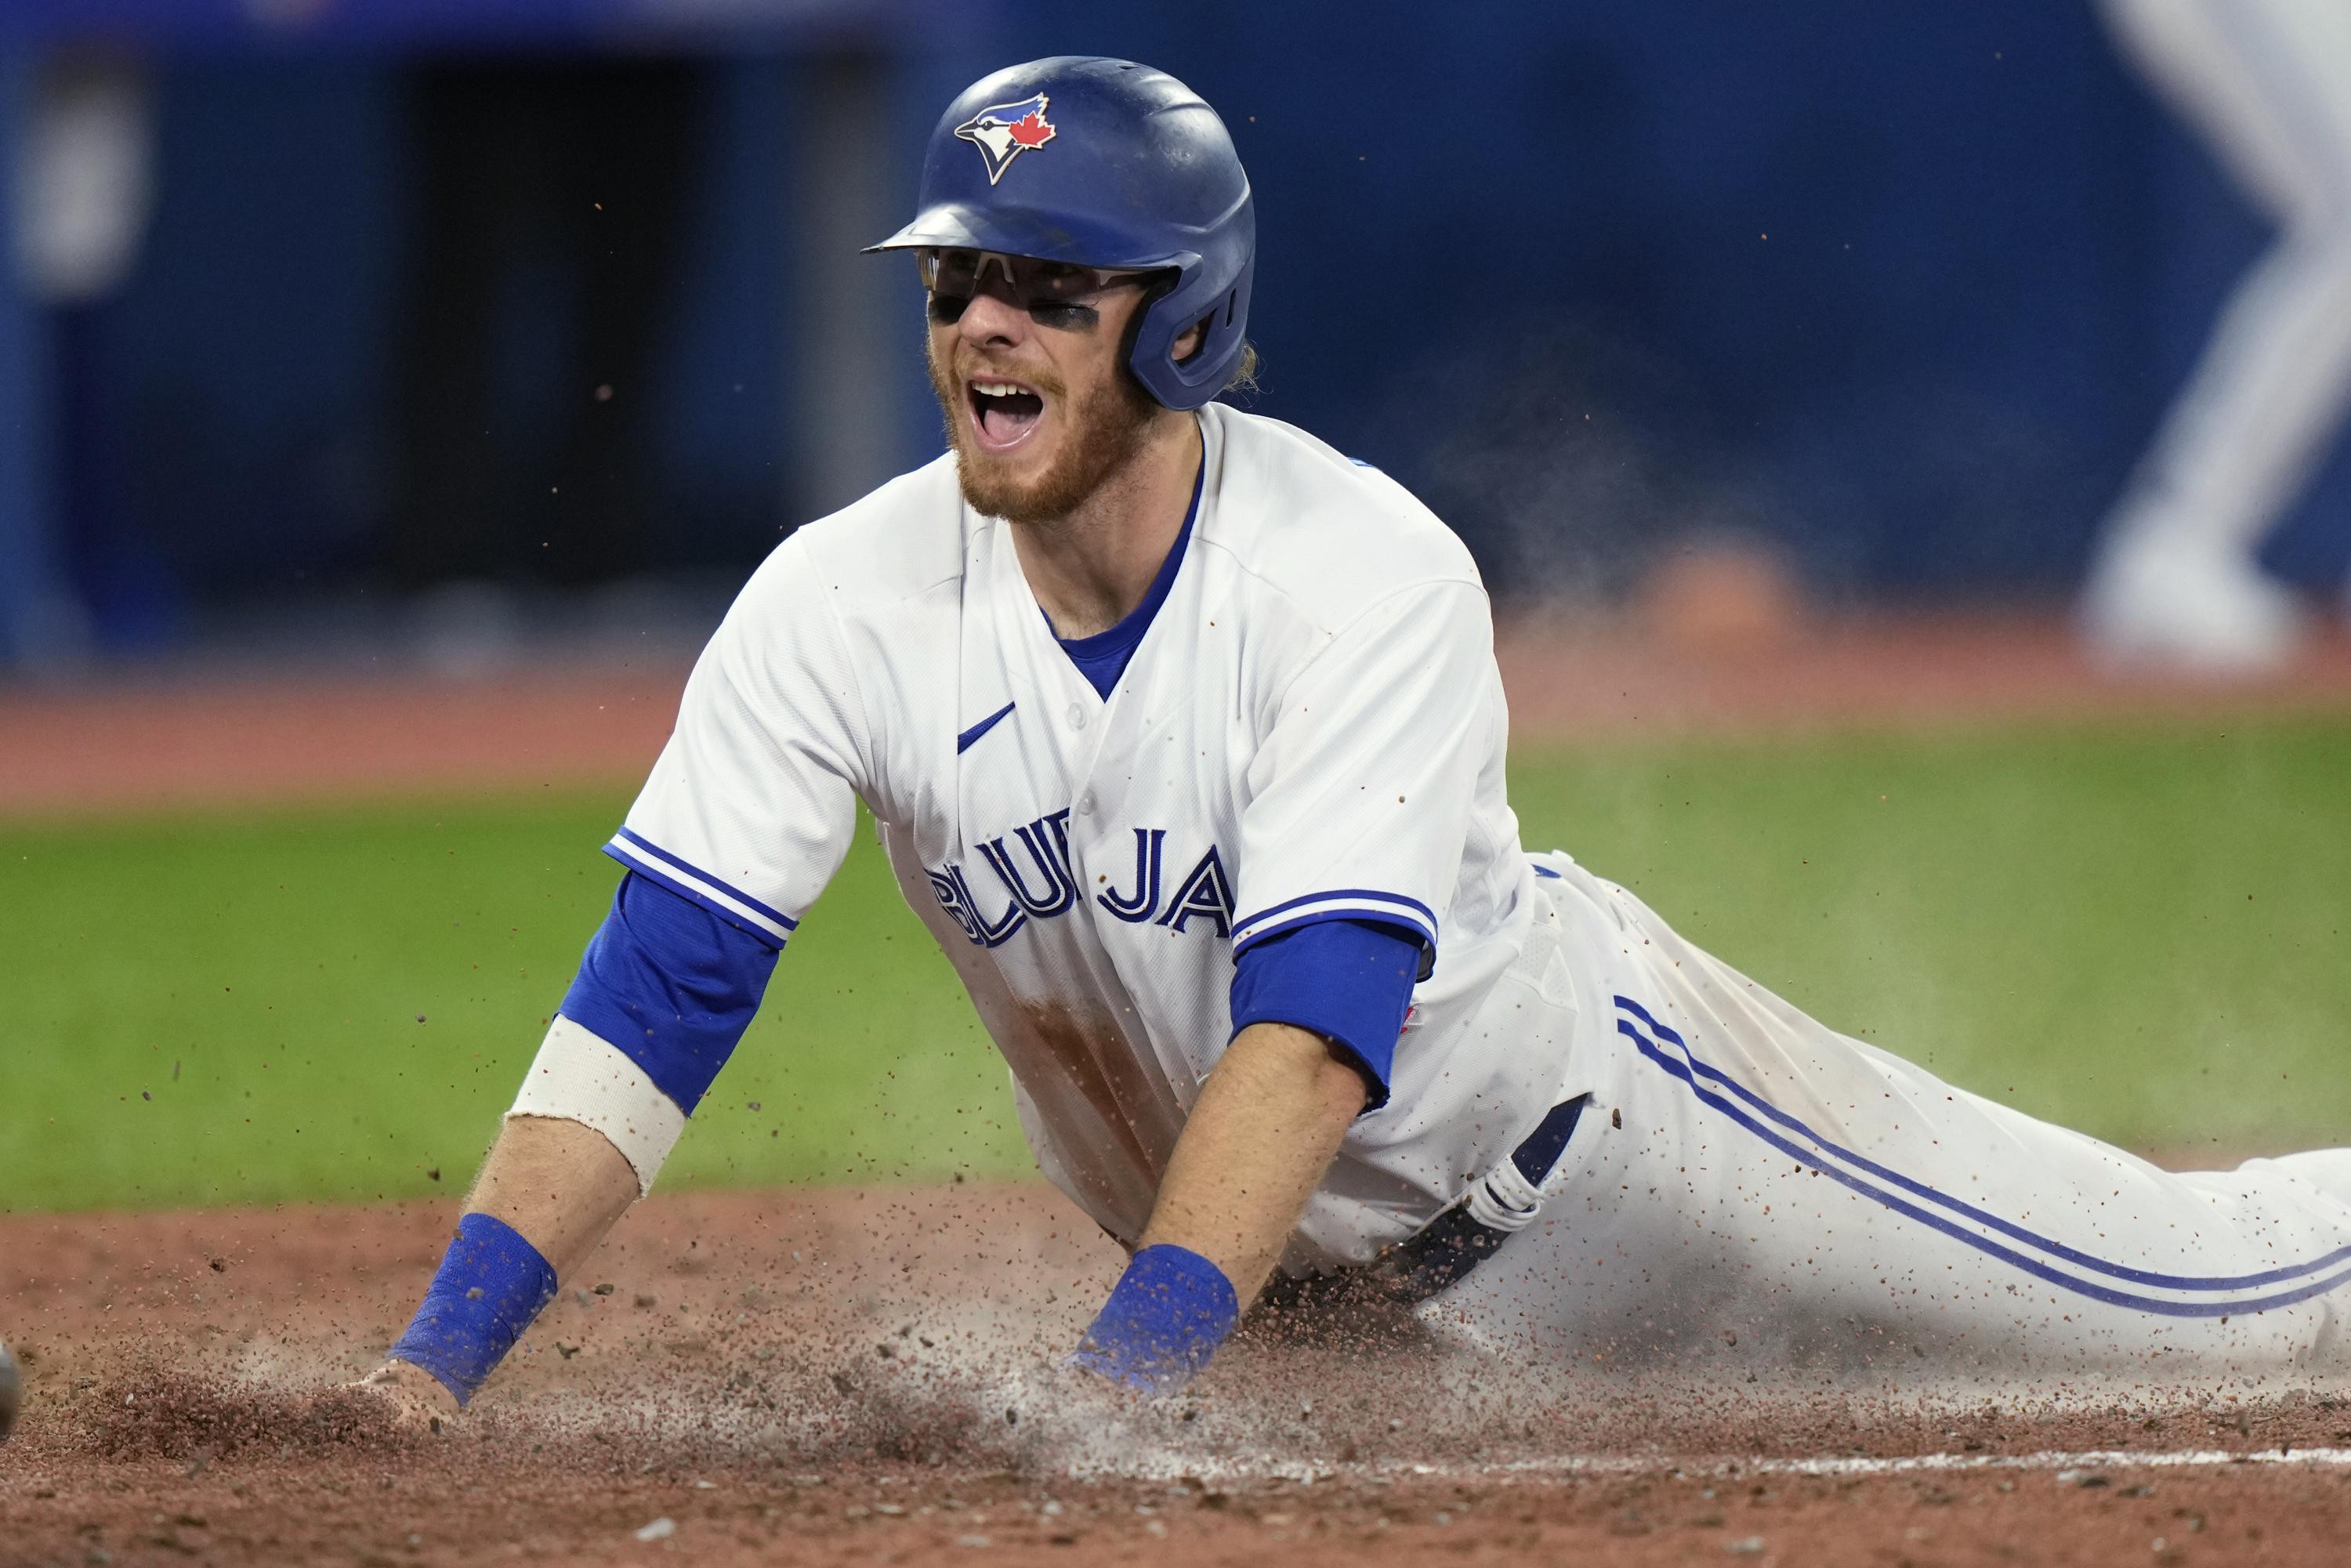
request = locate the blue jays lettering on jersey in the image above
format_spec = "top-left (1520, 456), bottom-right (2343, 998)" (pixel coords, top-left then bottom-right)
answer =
top-left (926, 810), bottom-right (1235, 951)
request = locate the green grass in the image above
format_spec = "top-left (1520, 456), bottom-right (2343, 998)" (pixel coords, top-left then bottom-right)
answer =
top-left (0, 798), bottom-right (1018, 1214)
top-left (1508, 716), bottom-right (2351, 1153)
top-left (5, 713), bottom-right (2347, 1214)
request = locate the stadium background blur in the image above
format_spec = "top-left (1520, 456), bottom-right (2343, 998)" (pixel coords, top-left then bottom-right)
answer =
top-left (5, 0), bottom-right (2349, 662)
top-left (5, 2), bottom-right (2349, 1220)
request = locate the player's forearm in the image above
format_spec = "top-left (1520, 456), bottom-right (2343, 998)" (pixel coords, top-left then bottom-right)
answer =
top-left (461, 1113), bottom-right (640, 1282)
top-left (1139, 1021), bottom-right (1368, 1305)
top-left (1070, 1022), bottom-right (1365, 1394)
top-left (376, 1114), bottom-right (639, 1410)
top-left (371, 874), bottom-right (773, 1413)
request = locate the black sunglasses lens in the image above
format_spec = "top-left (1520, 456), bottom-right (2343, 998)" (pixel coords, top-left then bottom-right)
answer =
top-left (920, 250), bottom-right (1137, 324)
top-left (922, 249), bottom-right (986, 297)
top-left (1021, 265), bottom-right (1098, 305)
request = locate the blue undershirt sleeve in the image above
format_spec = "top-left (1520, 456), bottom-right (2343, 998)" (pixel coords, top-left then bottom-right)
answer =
top-left (1226, 917), bottom-right (1421, 1110)
top-left (556, 871), bottom-right (780, 1114)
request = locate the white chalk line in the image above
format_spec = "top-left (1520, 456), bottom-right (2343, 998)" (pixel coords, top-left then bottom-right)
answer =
top-left (1719, 1445), bottom-right (2351, 1479)
top-left (1290, 1446), bottom-right (2351, 1485)
top-left (1121, 1445), bottom-right (2351, 1487)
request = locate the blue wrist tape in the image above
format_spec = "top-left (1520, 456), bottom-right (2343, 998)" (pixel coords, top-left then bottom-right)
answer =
top-left (387, 1212), bottom-right (560, 1407)
top-left (1069, 1244), bottom-right (1240, 1395)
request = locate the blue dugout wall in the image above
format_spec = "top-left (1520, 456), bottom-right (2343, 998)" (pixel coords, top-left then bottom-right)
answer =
top-left (2, 1), bottom-right (2345, 657)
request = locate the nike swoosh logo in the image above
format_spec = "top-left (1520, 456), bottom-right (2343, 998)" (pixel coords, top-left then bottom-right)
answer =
top-left (956, 701), bottom-right (1017, 754)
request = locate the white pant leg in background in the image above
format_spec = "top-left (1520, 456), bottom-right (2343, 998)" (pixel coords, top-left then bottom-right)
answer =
top-left (2082, 0), bottom-right (2351, 671)
top-left (1430, 859), bottom-right (2351, 1391)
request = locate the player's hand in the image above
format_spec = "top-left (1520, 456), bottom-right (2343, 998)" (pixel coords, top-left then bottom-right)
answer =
top-left (347, 1359), bottom-right (462, 1433)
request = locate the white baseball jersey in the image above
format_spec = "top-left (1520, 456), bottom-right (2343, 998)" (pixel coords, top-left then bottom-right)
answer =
top-left (606, 403), bottom-right (1586, 1271)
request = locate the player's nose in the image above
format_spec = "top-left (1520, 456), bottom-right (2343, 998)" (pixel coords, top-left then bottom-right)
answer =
top-left (955, 283), bottom-right (1031, 349)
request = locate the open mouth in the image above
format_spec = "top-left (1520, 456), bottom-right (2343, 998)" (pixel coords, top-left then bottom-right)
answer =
top-left (967, 378), bottom-right (1046, 452)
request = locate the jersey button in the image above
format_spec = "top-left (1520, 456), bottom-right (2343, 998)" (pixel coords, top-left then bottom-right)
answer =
top-left (1066, 702), bottom-right (1088, 730)
top-left (1075, 792), bottom-right (1097, 817)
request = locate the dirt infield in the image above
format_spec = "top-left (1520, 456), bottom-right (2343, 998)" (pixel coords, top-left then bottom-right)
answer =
top-left (5, 1185), bottom-right (2351, 1567)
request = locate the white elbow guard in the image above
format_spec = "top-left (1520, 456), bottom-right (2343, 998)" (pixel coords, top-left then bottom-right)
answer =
top-left (506, 1016), bottom-right (686, 1197)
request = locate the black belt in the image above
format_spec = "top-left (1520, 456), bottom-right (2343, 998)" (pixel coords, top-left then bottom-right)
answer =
top-left (1360, 1093), bottom-right (1588, 1304)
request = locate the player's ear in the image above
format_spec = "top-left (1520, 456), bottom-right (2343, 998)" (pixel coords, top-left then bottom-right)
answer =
top-left (1172, 318), bottom-right (1207, 363)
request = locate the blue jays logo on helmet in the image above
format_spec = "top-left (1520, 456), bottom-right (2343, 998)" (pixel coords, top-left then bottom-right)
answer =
top-left (954, 94), bottom-right (1058, 186)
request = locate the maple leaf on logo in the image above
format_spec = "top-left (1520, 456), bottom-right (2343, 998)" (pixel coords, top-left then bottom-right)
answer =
top-left (1007, 111), bottom-right (1056, 150)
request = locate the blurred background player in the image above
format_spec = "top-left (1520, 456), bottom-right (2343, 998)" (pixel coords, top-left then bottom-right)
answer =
top-left (0, 1336), bottom-right (19, 1442)
top-left (2, 51), bottom-right (156, 665)
top-left (2079, 0), bottom-right (2351, 674)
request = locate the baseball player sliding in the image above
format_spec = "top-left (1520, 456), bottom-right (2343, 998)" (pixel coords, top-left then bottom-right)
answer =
top-left (357, 58), bottom-right (2351, 1425)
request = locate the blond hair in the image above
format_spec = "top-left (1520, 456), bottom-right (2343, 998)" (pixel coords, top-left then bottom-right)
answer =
top-left (1222, 339), bottom-right (1262, 400)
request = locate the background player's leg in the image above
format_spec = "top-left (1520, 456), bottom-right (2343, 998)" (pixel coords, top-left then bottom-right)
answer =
top-left (2081, 0), bottom-right (2351, 672)
top-left (0, 1337), bottom-right (18, 1443)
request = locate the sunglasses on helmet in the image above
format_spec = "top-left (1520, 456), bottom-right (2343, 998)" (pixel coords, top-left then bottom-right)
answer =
top-left (917, 248), bottom-right (1154, 324)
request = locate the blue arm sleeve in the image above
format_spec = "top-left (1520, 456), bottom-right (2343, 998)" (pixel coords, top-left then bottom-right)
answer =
top-left (1226, 917), bottom-right (1421, 1110)
top-left (556, 871), bottom-right (780, 1114)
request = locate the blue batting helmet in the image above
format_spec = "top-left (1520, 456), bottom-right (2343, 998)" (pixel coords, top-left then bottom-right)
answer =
top-left (868, 56), bottom-right (1255, 412)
